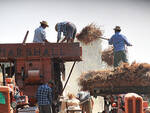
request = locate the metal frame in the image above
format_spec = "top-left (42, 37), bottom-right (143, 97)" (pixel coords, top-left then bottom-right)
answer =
top-left (92, 86), bottom-right (150, 96)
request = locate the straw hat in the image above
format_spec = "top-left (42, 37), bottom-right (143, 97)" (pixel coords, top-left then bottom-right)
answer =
top-left (113, 26), bottom-right (121, 31)
top-left (40, 21), bottom-right (49, 27)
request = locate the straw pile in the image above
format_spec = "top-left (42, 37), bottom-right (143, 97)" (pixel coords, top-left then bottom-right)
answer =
top-left (79, 62), bottom-right (150, 91)
top-left (76, 23), bottom-right (102, 44)
top-left (101, 46), bottom-right (114, 66)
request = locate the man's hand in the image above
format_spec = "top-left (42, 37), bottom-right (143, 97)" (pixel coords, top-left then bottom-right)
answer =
top-left (44, 39), bottom-right (51, 43)
top-left (44, 39), bottom-right (48, 43)
top-left (130, 44), bottom-right (133, 46)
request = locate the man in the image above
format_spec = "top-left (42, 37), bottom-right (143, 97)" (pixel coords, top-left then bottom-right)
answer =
top-left (77, 91), bottom-right (94, 113)
top-left (109, 26), bottom-right (132, 67)
top-left (36, 81), bottom-right (54, 113)
top-left (33, 21), bottom-right (49, 43)
top-left (55, 21), bottom-right (77, 43)
top-left (77, 91), bottom-right (90, 102)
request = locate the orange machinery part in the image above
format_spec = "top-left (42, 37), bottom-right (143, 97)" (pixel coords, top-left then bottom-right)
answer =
top-left (124, 93), bottom-right (143, 113)
top-left (0, 86), bottom-right (13, 113)
top-left (5, 78), bottom-right (13, 84)
top-left (143, 101), bottom-right (148, 108)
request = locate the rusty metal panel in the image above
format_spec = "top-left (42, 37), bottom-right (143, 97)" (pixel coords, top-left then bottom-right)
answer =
top-left (0, 43), bottom-right (82, 61)
top-left (136, 99), bottom-right (141, 113)
top-left (16, 58), bottom-right (25, 73)
top-left (43, 58), bottom-right (51, 83)
top-left (128, 99), bottom-right (133, 113)
top-left (22, 85), bottom-right (39, 97)
top-left (16, 58), bottom-right (52, 97)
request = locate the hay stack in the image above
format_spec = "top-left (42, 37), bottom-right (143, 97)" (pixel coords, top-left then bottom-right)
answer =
top-left (101, 46), bottom-right (114, 66)
top-left (79, 62), bottom-right (150, 91)
top-left (76, 23), bottom-right (102, 44)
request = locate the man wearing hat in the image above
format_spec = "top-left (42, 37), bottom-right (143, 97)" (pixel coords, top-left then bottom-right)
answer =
top-left (36, 80), bottom-right (54, 113)
top-left (55, 21), bottom-right (77, 43)
top-left (33, 21), bottom-right (49, 43)
top-left (109, 26), bottom-right (132, 67)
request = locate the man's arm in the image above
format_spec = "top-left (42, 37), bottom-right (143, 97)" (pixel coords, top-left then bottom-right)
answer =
top-left (57, 31), bottom-right (61, 43)
top-left (56, 23), bottom-right (62, 43)
top-left (123, 36), bottom-right (132, 46)
top-left (41, 30), bottom-right (47, 42)
top-left (108, 37), bottom-right (113, 45)
top-left (48, 88), bottom-right (52, 104)
top-left (43, 39), bottom-right (49, 43)
top-left (40, 30), bottom-right (51, 43)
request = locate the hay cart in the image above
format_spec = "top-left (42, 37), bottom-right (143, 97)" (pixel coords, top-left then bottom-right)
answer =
top-left (90, 84), bottom-right (150, 113)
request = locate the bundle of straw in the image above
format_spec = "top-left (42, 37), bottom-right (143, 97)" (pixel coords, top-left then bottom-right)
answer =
top-left (76, 23), bottom-right (102, 44)
top-left (101, 46), bottom-right (114, 66)
top-left (79, 62), bottom-right (150, 91)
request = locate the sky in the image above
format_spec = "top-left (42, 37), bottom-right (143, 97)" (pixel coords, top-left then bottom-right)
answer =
top-left (0, 0), bottom-right (150, 63)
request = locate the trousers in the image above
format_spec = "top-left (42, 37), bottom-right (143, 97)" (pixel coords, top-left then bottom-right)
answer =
top-left (114, 50), bottom-right (128, 67)
top-left (39, 104), bottom-right (52, 113)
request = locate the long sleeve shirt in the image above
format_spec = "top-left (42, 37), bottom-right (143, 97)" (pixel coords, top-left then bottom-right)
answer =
top-left (57, 22), bottom-right (68, 40)
top-left (109, 32), bottom-right (132, 52)
top-left (33, 26), bottom-right (46, 43)
top-left (36, 84), bottom-right (52, 105)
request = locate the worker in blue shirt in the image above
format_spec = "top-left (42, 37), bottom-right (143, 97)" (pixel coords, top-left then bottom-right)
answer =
top-left (33, 21), bottom-right (49, 43)
top-left (109, 26), bottom-right (132, 67)
top-left (36, 80), bottom-right (54, 113)
top-left (55, 22), bottom-right (77, 43)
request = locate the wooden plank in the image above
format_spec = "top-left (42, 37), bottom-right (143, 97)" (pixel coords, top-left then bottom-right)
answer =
top-left (91, 86), bottom-right (150, 96)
